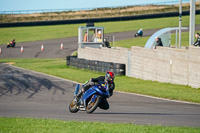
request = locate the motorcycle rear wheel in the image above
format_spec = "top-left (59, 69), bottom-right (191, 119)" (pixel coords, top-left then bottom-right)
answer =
top-left (69, 99), bottom-right (79, 113)
top-left (86, 95), bottom-right (101, 114)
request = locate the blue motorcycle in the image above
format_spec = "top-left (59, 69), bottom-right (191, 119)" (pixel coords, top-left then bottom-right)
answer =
top-left (69, 81), bottom-right (110, 113)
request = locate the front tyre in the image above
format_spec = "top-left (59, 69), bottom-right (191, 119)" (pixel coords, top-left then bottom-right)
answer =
top-left (86, 95), bottom-right (101, 114)
top-left (135, 33), bottom-right (138, 37)
top-left (69, 99), bottom-right (79, 113)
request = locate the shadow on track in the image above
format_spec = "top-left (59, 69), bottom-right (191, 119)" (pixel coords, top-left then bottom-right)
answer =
top-left (0, 64), bottom-right (66, 99)
top-left (94, 112), bottom-right (173, 115)
top-left (94, 112), bottom-right (200, 116)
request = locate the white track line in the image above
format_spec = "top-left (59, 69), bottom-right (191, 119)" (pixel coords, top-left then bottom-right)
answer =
top-left (6, 63), bottom-right (200, 106)
top-left (116, 91), bottom-right (200, 106)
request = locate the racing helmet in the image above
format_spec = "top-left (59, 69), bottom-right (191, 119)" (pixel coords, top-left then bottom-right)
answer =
top-left (105, 71), bottom-right (115, 82)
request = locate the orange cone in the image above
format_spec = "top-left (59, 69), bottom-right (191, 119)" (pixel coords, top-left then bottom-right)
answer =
top-left (21, 46), bottom-right (24, 53)
top-left (41, 44), bottom-right (44, 51)
top-left (60, 42), bottom-right (64, 49)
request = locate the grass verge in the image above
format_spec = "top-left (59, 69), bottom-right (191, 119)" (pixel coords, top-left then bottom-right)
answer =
top-left (0, 117), bottom-right (200, 133)
top-left (0, 58), bottom-right (199, 103)
top-left (0, 15), bottom-right (200, 44)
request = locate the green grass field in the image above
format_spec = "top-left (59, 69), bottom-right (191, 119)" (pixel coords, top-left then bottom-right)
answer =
top-left (1, 59), bottom-right (200, 103)
top-left (0, 15), bottom-right (200, 44)
top-left (114, 30), bottom-right (200, 48)
top-left (1, 117), bottom-right (200, 133)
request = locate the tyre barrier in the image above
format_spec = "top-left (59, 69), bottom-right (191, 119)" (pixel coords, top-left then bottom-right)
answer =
top-left (66, 56), bottom-right (125, 75)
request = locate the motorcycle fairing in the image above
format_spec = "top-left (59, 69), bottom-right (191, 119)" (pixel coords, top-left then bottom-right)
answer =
top-left (83, 87), bottom-right (96, 101)
top-left (83, 85), bottom-right (109, 101)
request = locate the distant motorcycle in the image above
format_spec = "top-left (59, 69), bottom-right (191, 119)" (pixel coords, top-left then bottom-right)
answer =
top-left (135, 29), bottom-right (143, 37)
top-left (7, 42), bottom-right (16, 48)
top-left (69, 81), bottom-right (110, 114)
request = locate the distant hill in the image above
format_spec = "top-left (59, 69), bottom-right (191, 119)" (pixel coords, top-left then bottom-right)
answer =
top-left (0, 2), bottom-right (200, 23)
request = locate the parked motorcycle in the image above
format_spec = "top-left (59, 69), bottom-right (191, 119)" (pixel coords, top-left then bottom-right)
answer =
top-left (69, 81), bottom-right (110, 114)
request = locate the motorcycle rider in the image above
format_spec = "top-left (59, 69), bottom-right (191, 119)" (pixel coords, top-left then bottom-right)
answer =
top-left (135, 28), bottom-right (143, 37)
top-left (7, 39), bottom-right (16, 48)
top-left (76, 71), bottom-right (115, 110)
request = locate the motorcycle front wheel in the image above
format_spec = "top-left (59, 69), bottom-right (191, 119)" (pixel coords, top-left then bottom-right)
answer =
top-left (135, 33), bottom-right (138, 37)
top-left (86, 95), bottom-right (101, 114)
top-left (69, 99), bottom-right (79, 113)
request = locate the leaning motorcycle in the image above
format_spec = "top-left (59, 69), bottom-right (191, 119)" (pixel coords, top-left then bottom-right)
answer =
top-left (7, 42), bottom-right (16, 48)
top-left (69, 81), bottom-right (110, 114)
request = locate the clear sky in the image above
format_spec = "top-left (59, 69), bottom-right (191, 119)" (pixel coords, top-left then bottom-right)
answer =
top-left (0, 0), bottom-right (192, 11)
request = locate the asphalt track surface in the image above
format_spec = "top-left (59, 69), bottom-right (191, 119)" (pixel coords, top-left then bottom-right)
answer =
top-left (0, 30), bottom-right (148, 59)
top-left (0, 63), bottom-right (200, 127)
top-left (1, 25), bottom-right (200, 59)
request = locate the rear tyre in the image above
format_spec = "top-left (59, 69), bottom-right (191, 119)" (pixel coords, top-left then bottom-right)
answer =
top-left (69, 99), bottom-right (79, 113)
top-left (86, 95), bottom-right (101, 114)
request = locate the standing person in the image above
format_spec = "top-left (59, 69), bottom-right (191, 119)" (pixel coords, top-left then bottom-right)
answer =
top-left (155, 36), bottom-right (163, 47)
top-left (193, 33), bottom-right (200, 47)
top-left (96, 30), bottom-right (102, 42)
top-left (83, 31), bottom-right (87, 42)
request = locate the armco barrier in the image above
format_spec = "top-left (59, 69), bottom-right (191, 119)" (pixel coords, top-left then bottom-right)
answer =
top-left (66, 56), bottom-right (125, 75)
